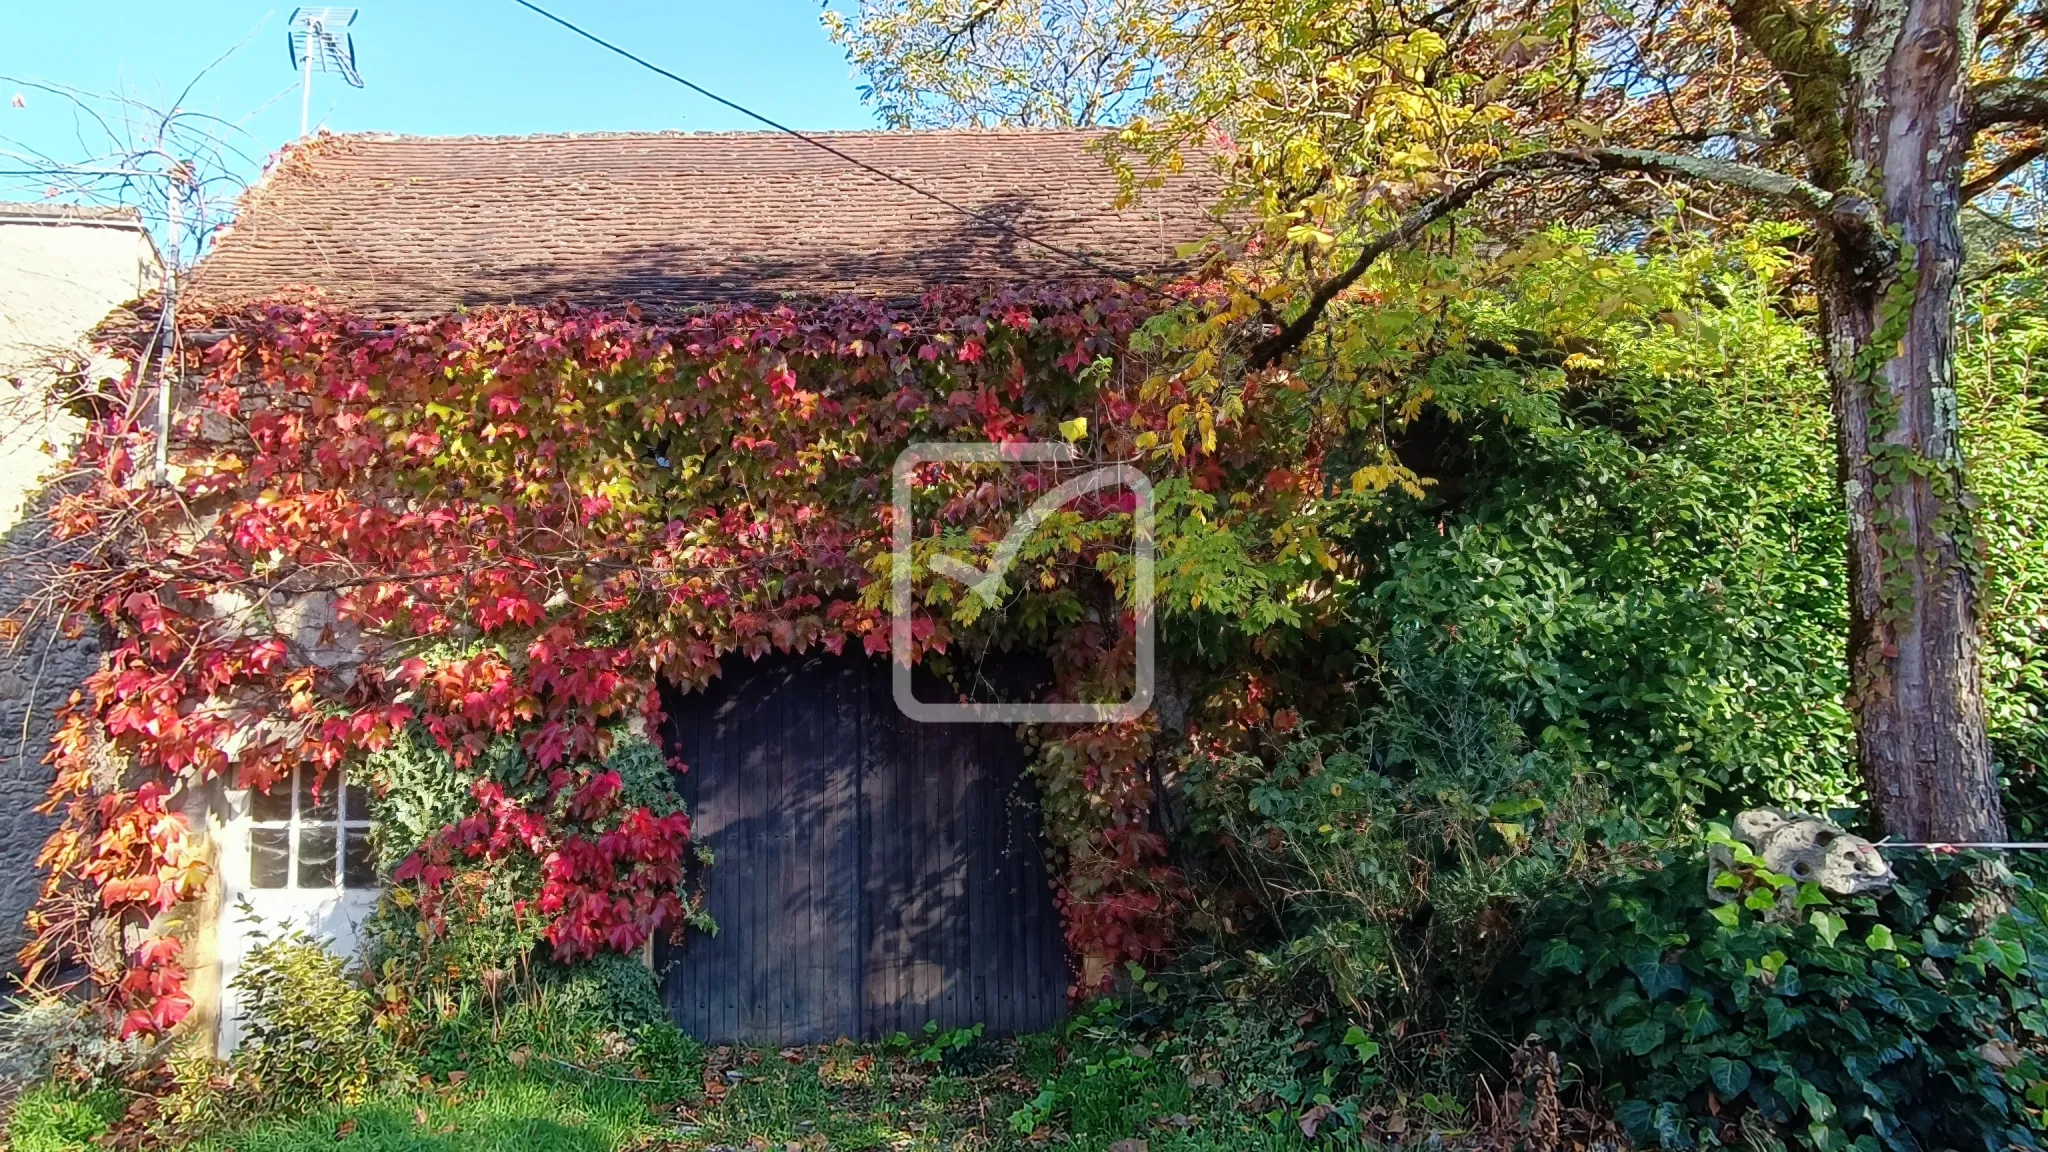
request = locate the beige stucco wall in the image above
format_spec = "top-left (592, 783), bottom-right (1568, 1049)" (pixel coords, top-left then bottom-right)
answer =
top-left (0, 204), bottom-right (159, 973)
top-left (0, 205), bottom-right (159, 532)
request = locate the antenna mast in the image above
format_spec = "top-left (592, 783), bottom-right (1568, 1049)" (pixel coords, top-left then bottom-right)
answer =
top-left (288, 7), bottom-right (363, 136)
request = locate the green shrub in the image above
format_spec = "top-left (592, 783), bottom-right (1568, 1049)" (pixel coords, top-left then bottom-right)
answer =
top-left (1958, 269), bottom-right (2048, 837)
top-left (626, 1019), bottom-right (702, 1085)
top-left (1338, 229), bottom-right (1858, 820)
top-left (360, 725), bottom-right (697, 1062)
top-left (1184, 642), bottom-right (1634, 1074)
top-left (1517, 837), bottom-right (2048, 1150)
top-left (0, 992), bottom-right (146, 1087)
top-left (542, 952), bottom-right (666, 1033)
top-left (230, 924), bottom-right (390, 1110)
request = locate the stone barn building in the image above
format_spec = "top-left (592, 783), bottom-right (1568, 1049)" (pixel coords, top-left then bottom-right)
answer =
top-left (14, 131), bottom-right (1213, 1049)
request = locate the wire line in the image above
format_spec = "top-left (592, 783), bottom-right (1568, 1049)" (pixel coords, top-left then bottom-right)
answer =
top-left (1876, 841), bottom-right (2048, 851)
top-left (508, 0), bottom-right (1140, 284)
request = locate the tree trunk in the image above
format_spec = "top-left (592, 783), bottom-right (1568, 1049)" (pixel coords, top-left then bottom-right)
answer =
top-left (1821, 0), bottom-right (2005, 841)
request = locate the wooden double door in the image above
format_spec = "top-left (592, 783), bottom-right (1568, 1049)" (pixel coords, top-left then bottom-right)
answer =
top-left (656, 650), bottom-right (1069, 1043)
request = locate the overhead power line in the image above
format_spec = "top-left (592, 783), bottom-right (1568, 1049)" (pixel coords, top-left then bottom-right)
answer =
top-left (507, 0), bottom-right (1138, 284)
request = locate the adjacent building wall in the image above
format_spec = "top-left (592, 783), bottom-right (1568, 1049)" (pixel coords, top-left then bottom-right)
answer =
top-left (0, 203), bottom-right (160, 969)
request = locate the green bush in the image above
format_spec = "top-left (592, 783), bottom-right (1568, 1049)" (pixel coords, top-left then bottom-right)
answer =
top-left (360, 726), bottom-right (698, 1055)
top-left (0, 992), bottom-right (146, 1088)
top-left (625, 1018), bottom-right (702, 1085)
top-left (542, 951), bottom-right (666, 1033)
top-left (1517, 838), bottom-right (2048, 1150)
top-left (1297, 228), bottom-right (1857, 823)
top-left (1958, 268), bottom-right (2048, 837)
top-left (1184, 641), bottom-right (1633, 1075)
top-left (230, 924), bottom-right (390, 1109)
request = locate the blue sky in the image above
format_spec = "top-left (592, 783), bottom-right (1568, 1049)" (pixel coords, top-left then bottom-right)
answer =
top-left (4, 2), bottom-right (879, 187)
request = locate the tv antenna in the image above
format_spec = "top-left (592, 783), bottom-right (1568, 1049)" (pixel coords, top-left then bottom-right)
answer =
top-left (288, 7), bottom-right (363, 136)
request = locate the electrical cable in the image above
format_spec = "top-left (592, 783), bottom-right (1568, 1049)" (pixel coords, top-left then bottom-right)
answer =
top-left (508, 0), bottom-right (1141, 284)
top-left (1876, 841), bottom-right (2048, 852)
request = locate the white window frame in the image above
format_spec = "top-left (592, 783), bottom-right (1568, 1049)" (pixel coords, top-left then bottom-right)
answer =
top-left (245, 764), bottom-right (375, 891)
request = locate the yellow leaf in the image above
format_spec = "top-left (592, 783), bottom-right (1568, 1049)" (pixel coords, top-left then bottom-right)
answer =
top-left (1059, 416), bottom-right (1089, 442)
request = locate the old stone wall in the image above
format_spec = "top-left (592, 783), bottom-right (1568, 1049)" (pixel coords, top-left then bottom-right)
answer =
top-left (0, 204), bottom-right (159, 970)
top-left (0, 501), bottom-right (97, 966)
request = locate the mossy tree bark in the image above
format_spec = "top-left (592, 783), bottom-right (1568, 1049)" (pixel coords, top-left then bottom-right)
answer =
top-left (1813, 0), bottom-right (2004, 841)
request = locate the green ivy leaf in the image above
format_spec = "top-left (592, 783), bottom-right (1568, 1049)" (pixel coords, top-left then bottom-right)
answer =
top-left (1810, 910), bottom-right (1847, 947)
top-left (1764, 998), bottom-right (1793, 1039)
top-left (1618, 1018), bottom-right (1666, 1056)
top-left (1709, 1056), bottom-right (1752, 1098)
top-left (1341, 1024), bottom-right (1381, 1062)
top-left (1799, 1079), bottom-right (1836, 1122)
top-left (1866, 924), bottom-right (1897, 952)
top-left (1538, 938), bottom-right (1586, 973)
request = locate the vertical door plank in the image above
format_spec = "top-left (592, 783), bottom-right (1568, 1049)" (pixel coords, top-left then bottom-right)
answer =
top-left (661, 651), bottom-right (1068, 1042)
top-left (657, 653), bottom-right (863, 1042)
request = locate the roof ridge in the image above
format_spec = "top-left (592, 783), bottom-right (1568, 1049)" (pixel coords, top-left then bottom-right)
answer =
top-left (315, 127), bottom-right (1114, 145)
top-left (185, 128), bottom-right (1219, 318)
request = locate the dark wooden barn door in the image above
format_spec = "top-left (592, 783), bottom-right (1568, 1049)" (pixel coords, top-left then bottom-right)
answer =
top-left (656, 650), bottom-right (1069, 1044)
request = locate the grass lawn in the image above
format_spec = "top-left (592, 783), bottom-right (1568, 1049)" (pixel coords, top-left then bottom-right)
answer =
top-left (6, 1036), bottom-right (1332, 1152)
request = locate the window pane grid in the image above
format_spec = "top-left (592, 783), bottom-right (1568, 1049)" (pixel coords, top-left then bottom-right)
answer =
top-left (246, 766), bottom-right (375, 892)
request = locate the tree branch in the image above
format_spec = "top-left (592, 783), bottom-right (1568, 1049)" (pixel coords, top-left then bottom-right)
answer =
top-left (1246, 157), bottom-right (1548, 368)
top-left (1663, 120), bottom-right (1796, 148)
top-left (1972, 77), bottom-right (2048, 131)
top-left (940, 0), bottom-right (1012, 50)
top-left (1588, 147), bottom-right (1844, 214)
top-left (1248, 148), bottom-right (1866, 368)
top-left (1720, 0), bottom-right (1851, 185)
top-left (1963, 141), bottom-right (2046, 201)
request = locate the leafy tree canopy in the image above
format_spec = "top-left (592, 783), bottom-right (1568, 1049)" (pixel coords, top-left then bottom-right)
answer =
top-left (829, 0), bottom-right (2048, 841)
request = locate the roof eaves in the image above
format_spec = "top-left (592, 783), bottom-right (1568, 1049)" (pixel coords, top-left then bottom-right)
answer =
top-left (0, 202), bottom-right (150, 228)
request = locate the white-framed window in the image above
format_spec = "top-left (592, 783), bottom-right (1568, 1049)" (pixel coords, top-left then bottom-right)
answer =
top-left (247, 765), bottom-right (375, 890)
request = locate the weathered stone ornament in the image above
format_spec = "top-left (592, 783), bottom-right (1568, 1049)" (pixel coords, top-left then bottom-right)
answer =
top-left (1709, 808), bottom-right (1895, 918)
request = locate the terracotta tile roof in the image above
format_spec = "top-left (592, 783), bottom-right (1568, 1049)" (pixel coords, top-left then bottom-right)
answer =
top-left (187, 130), bottom-right (1219, 318)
